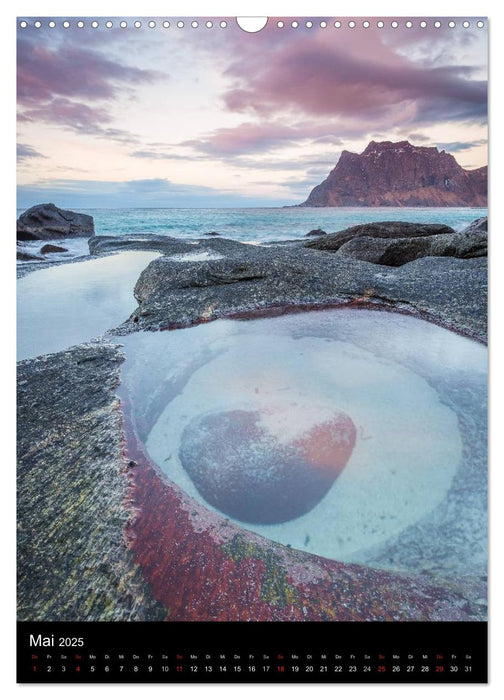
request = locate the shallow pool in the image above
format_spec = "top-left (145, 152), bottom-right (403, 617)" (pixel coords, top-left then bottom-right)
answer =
top-left (117, 308), bottom-right (487, 573)
top-left (17, 251), bottom-right (160, 361)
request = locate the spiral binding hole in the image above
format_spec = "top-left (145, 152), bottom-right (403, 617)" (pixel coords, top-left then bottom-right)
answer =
top-left (16, 17), bottom-right (488, 31)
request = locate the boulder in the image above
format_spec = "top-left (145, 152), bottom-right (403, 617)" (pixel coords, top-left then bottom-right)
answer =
top-left (336, 228), bottom-right (487, 267)
top-left (40, 243), bottom-right (68, 254)
top-left (305, 221), bottom-right (454, 252)
top-left (17, 251), bottom-right (44, 261)
top-left (17, 203), bottom-right (94, 241)
top-left (204, 231), bottom-right (220, 237)
top-left (305, 228), bottom-right (327, 237)
top-left (179, 409), bottom-right (356, 524)
top-left (337, 235), bottom-right (431, 266)
top-left (460, 217), bottom-right (487, 234)
top-left (429, 229), bottom-right (487, 259)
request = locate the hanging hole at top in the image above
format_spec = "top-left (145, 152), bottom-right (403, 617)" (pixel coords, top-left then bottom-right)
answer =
top-left (236, 17), bottom-right (268, 33)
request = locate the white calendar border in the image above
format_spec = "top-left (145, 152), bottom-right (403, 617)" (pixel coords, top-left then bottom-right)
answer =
top-left (2, 1), bottom-right (501, 698)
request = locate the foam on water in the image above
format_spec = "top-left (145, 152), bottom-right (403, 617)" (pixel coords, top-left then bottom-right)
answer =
top-left (17, 251), bottom-right (160, 361)
top-left (17, 237), bottom-right (92, 262)
top-left (117, 308), bottom-right (486, 567)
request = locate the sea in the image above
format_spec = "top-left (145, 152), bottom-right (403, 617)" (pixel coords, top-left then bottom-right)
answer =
top-left (16, 206), bottom-right (487, 260)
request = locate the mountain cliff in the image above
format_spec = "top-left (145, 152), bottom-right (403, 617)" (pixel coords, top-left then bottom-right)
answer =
top-left (300, 141), bottom-right (487, 207)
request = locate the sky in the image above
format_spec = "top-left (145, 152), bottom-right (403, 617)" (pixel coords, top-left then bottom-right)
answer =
top-left (17, 17), bottom-right (488, 208)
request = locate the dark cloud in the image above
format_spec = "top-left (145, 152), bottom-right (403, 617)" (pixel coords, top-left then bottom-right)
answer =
top-left (217, 26), bottom-right (487, 133)
top-left (17, 34), bottom-right (164, 140)
top-left (20, 98), bottom-right (139, 143)
top-left (131, 148), bottom-right (337, 177)
top-left (130, 150), bottom-right (198, 160)
top-left (437, 139), bottom-right (488, 153)
top-left (17, 36), bottom-right (162, 106)
top-left (182, 122), bottom-right (344, 157)
top-left (407, 132), bottom-right (431, 143)
top-left (17, 178), bottom-right (280, 209)
top-left (17, 143), bottom-right (46, 160)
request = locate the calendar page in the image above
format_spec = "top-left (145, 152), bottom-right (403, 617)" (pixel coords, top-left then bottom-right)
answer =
top-left (16, 15), bottom-right (488, 684)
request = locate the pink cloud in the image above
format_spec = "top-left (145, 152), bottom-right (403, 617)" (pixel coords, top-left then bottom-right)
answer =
top-left (219, 25), bottom-right (486, 124)
top-left (182, 122), bottom-right (340, 155)
top-left (17, 35), bottom-right (163, 141)
top-left (17, 37), bottom-right (162, 106)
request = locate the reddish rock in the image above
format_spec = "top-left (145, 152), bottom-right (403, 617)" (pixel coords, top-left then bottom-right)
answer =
top-left (179, 409), bottom-right (356, 524)
top-left (301, 140), bottom-right (487, 207)
top-left (121, 398), bottom-right (483, 622)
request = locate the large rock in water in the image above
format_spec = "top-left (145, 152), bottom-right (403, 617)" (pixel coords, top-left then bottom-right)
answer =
top-left (179, 409), bottom-right (356, 524)
top-left (300, 140), bottom-right (487, 207)
top-left (17, 203), bottom-right (95, 241)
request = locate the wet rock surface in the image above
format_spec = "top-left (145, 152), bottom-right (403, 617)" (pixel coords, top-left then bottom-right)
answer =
top-left (17, 203), bottom-right (95, 241)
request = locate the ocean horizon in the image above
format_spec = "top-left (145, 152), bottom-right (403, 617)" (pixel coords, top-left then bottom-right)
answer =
top-left (16, 205), bottom-right (488, 249)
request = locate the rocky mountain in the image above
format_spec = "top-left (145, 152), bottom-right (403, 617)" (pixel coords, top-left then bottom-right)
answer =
top-left (300, 140), bottom-right (487, 207)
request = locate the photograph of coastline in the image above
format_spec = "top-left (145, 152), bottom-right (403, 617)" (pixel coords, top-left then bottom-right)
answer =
top-left (17, 17), bottom-right (487, 626)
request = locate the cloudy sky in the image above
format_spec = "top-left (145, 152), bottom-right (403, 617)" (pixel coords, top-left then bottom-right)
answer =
top-left (17, 17), bottom-right (487, 208)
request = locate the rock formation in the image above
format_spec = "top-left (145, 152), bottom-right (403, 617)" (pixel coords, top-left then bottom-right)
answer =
top-left (17, 202), bottom-right (95, 241)
top-left (305, 218), bottom-right (488, 267)
top-left (300, 141), bottom-right (487, 207)
top-left (179, 409), bottom-right (356, 524)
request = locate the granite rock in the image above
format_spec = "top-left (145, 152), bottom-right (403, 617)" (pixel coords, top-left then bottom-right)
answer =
top-left (109, 237), bottom-right (487, 341)
top-left (17, 203), bottom-right (95, 241)
top-left (304, 221), bottom-right (454, 252)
